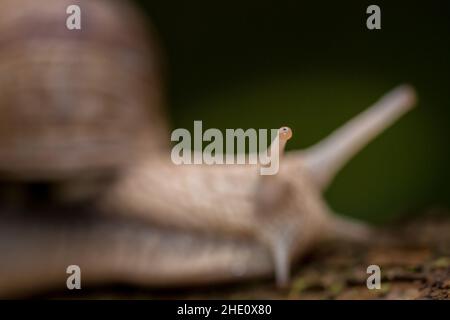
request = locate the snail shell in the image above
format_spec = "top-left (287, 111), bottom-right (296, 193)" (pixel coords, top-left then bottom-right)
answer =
top-left (0, 0), bottom-right (169, 182)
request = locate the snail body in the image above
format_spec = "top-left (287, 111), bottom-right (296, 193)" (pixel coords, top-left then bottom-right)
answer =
top-left (98, 85), bottom-right (416, 287)
top-left (0, 0), bottom-right (417, 297)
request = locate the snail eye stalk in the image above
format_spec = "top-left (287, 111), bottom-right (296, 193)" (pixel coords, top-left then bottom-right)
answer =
top-left (278, 126), bottom-right (293, 158)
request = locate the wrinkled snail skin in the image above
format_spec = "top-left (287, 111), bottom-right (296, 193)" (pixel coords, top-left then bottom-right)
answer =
top-left (98, 152), bottom-right (333, 286)
top-left (0, 0), bottom-right (418, 298)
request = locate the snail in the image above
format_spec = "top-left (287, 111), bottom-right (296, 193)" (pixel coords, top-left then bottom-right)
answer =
top-left (0, 0), bottom-right (417, 297)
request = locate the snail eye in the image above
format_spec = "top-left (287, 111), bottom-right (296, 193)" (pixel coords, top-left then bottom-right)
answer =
top-left (279, 127), bottom-right (293, 140)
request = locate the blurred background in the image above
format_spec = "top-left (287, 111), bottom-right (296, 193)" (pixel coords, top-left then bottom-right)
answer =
top-left (135, 0), bottom-right (450, 223)
top-left (0, 0), bottom-right (448, 300)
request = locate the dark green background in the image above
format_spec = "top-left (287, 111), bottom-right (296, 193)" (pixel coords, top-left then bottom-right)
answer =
top-left (134, 0), bottom-right (449, 223)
